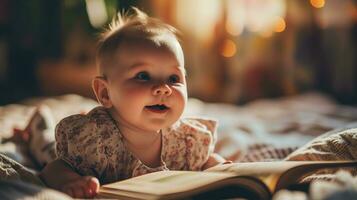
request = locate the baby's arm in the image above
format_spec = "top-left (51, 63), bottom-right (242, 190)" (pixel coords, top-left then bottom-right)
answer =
top-left (202, 153), bottom-right (232, 170)
top-left (39, 159), bottom-right (99, 198)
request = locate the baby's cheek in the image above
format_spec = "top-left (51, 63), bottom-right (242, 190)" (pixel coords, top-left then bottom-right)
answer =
top-left (180, 86), bottom-right (188, 99)
top-left (173, 86), bottom-right (187, 101)
top-left (171, 90), bottom-right (187, 121)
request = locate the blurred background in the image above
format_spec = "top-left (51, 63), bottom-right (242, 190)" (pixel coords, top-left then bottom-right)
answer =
top-left (0, 0), bottom-right (356, 105)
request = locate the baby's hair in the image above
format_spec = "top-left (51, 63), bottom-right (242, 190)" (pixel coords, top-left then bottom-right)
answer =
top-left (96, 7), bottom-right (180, 77)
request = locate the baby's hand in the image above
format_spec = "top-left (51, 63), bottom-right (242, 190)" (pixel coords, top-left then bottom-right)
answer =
top-left (61, 176), bottom-right (100, 198)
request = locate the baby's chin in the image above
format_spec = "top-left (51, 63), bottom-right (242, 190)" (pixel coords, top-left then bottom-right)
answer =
top-left (143, 117), bottom-right (180, 132)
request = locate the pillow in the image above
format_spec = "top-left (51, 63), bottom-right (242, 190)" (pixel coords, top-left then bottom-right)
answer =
top-left (16, 106), bottom-right (57, 168)
top-left (0, 153), bottom-right (43, 186)
top-left (12, 105), bottom-right (56, 168)
top-left (285, 123), bottom-right (357, 180)
top-left (0, 94), bottom-right (99, 170)
top-left (285, 124), bottom-right (357, 161)
top-left (0, 179), bottom-right (72, 200)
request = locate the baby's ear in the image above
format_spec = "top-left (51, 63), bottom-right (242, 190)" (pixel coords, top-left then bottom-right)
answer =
top-left (92, 77), bottom-right (113, 108)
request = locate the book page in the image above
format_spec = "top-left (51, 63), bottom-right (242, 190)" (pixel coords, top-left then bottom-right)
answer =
top-left (99, 160), bottom-right (357, 199)
top-left (206, 160), bottom-right (357, 192)
top-left (205, 161), bottom-right (297, 192)
top-left (101, 171), bottom-right (236, 195)
top-left (274, 160), bottom-right (357, 192)
top-left (206, 161), bottom-right (300, 176)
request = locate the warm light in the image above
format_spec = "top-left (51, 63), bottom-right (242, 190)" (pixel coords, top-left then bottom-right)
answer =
top-left (85, 0), bottom-right (108, 28)
top-left (245, 0), bottom-right (286, 34)
top-left (226, 21), bottom-right (243, 36)
top-left (176, 0), bottom-right (222, 43)
top-left (310, 0), bottom-right (325, 9)
top-left (274, 17), bottom-right (286, 32)
top-left (221, 39), bottom-right (237, 58)
top-left (260, 30), bottom-right (273, 38)
top-left (226, 0), bottom-right (245, 36)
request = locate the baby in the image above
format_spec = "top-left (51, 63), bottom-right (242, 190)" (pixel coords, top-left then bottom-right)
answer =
top-left (40, 8), bottom-right (228, 198)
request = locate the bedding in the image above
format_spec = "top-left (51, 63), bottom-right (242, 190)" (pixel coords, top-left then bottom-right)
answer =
top-left (0, 179), bottom-right (71, 200)
top-left (183, 92), bottom-right (357, 162)
top-left (273, 170), bottom-right (357, 200)
top-left (0, 92), bottom-right (356, 199)
top-left (0, 95), bottom-right (98, 167)
top-left (0, 153), bottom-right (42, 185)
top-left (285, 124), bottom-right (357, 182)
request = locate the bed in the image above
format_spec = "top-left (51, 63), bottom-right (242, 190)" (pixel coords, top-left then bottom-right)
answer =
top-left (0, 92), bottom-right (356, 199)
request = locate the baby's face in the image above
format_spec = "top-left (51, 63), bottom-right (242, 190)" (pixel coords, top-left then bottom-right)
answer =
top-left (105, 38), bottom-right (187, 132)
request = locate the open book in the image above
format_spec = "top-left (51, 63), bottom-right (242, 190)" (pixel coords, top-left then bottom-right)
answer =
top-left (98, 161), bottom-right (357, 200)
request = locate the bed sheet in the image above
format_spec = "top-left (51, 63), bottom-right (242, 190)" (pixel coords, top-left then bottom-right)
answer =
top-left (0, 92), bottom-right (356, 168)
top-left (183, 92), bottom-right (357, 162)
top-left (0, 92), bottom-right (357, 200)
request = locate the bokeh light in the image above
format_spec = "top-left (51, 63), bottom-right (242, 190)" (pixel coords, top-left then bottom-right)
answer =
top-left (221, 39), bottom-right (237, 58)
top-left (310, 0), bottom-right (325, 9)
top-left (274, 17), bottom-right (286, 32)
top-left (226, 20), bottom-right (243, 36)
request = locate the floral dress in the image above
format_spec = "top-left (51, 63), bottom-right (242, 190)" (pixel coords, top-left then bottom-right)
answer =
top-left (55, 106), bottom-right (217, 184)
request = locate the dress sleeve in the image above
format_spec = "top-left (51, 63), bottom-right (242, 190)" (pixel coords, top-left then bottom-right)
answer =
top-left (55, 114), bottom-right (108, 178)
top-left (178, 118), bottom-right (218, 171)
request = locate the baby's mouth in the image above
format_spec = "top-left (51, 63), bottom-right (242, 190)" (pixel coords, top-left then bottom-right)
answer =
top-left (145, 104), bottom-right (169, 113)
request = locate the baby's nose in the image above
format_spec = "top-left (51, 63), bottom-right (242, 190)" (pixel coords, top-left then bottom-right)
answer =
top-left (152, 84), bottom-right (172, 96)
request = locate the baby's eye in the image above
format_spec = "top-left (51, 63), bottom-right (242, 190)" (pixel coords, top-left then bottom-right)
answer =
top-left (134, 71), bottom-right (150, 81)
top-left (168, 75), bottom-right (180, 84)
